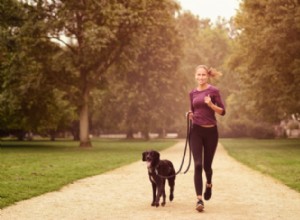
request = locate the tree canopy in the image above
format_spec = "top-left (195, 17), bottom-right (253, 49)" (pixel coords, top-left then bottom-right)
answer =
top-left (229, 0), bottom-right (300, 122)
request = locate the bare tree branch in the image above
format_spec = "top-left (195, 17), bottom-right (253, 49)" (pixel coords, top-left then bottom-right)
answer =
top-left (47, 35), bottom-right (77, 54)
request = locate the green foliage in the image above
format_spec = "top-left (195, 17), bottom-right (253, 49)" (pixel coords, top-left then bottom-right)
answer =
top-left (38, 0), bottom-right (157, 145)
top-left (91, 0), bottom-right (185, 138)
top-left (175, 12), bottom-right (232, 137)
top-left (221, 138), bottom-right (300, 192)
top-left (0, 1), bottom-right (76, 138)
top-left (218, 92), bottom-right (276, 138)
top-left (0, 0), bottom-right (23, 28)
top-left (176, 12), bottom-right (231, 88)
top-left (36, 89), bottom-right (77, 136)
top-left (1, 0), bottom-right (185, 143)
top-left (228, 0), bottom-right (300, 122)
top-left (0, 139), bottom-right (177, 208)
top-left (5, 0), bottom-right (297, 140)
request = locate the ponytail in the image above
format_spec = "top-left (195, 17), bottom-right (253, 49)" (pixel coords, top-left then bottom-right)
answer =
top-left (195, 65), bottom-right (222, 78)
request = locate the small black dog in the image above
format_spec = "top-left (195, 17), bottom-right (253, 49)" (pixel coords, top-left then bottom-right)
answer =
top-left (142, 150), bottom-right (176, 207)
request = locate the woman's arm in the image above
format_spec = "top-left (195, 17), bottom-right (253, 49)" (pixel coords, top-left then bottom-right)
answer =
top-left (204, 94), bottom-right (225, 115)
top-left (207, 102), bottom-right (224, 115)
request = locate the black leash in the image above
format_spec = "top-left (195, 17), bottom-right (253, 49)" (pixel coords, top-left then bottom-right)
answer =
top-left (157, 114), bottom-right (192, 179)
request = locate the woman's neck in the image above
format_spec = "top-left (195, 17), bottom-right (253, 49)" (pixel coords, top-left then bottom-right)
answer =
top-left (197, 84), bottom-right (209, 91)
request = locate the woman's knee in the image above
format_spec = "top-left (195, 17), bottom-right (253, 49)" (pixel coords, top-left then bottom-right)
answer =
top-left (194, 162), bottom-right (203, 172)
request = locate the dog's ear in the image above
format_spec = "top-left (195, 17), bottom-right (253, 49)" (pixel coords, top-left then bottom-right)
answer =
top-left (155, 151), bottom-right (160, 160)
top-left (153, 151), bottom-right (160, 165)
top-left (142, 151), bottom-right (148, 161)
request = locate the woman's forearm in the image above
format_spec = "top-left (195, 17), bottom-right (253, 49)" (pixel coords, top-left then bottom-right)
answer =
top-left (208, 103), bottom-right (224, 115)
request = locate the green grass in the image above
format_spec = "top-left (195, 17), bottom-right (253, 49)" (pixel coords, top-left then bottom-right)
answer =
top-left (0, 139), bottom-right (178, 208)
top-left (220, 138), bottom-right (300, 192)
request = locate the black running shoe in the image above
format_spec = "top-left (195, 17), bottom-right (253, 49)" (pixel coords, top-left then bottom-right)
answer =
top-left (196, 199), bottom-right (204, 212)
top-left (204, 185), bottom-right (212, 200)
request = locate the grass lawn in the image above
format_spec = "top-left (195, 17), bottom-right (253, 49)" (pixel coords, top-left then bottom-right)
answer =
top-left (0, 138), bottom-right (178, 208)
top-left (220, 138), bottom-right (300, 193)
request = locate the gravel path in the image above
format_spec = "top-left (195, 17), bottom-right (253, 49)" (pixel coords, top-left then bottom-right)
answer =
top-left (1, 141), bottom-right (300, 220)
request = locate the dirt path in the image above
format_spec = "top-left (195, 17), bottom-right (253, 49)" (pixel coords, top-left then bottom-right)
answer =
top-left (1, 141), bottom-right (300, 220)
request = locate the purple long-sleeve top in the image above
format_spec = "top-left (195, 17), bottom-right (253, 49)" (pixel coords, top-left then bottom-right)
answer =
top-left (189, 85), bottom-right (226, 126)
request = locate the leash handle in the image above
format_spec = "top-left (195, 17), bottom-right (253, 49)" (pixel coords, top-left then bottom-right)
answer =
top-left (183, 118), bottom-right (192, 174)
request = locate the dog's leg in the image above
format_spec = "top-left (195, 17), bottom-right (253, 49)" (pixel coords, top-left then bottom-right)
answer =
top-left (151, 182), bottom-right (157, 206)
top-left (155, 179), bottom-right (163, 207)
top-left (168, 177), bottom-right (175, 201)
top-left (155, 187), bottom-right (162, 207)
top-left (161, 179), bottom-right (166, 206)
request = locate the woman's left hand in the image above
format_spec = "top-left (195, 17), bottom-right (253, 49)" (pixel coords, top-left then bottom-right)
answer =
top-left (204, 94), bottom-right (212, 107)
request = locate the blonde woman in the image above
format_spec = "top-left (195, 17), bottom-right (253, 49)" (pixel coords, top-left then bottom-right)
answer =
top-left (188, 65), bottom-right (226, 212)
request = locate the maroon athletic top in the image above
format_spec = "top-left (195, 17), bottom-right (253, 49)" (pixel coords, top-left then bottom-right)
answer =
top-left (189, 85), bottom-right (226, 126)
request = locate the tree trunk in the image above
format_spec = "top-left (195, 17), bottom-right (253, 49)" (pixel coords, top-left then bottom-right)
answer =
top-left (15, 130), bottom-right (26, 141)
top-left (142, 126), bottom-right (150, 140)
top-left (158, 128), bottom-right (166, 138)
top-left (71, 120), bottom-right (80, 141)
top-left (126, 128), bottom-right (134, 139)
top-left (79, 86), bottom-right (92, 147)
top-left (143, 131), bottom-right (150, 140)
top-left (49, 130), bottom-right (56, 141)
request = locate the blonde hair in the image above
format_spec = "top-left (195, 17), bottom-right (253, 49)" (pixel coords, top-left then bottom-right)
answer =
top-left (195, 65), bottom-right (222, 78)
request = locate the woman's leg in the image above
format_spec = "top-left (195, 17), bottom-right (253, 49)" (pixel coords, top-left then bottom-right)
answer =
top-left (202, 126), bottom-right (218, 201)
top-left (203, 126), bottom-right (218, 184)
top-left (190, 124), bottom-right (204, 197)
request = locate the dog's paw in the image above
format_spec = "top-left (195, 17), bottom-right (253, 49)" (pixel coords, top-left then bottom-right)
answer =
top-left (161, 202), bottom-right (166, 207)
top-left (155, 202), bottom-right (160, 207)
top-left (151, 202), bottom-right (155, 207)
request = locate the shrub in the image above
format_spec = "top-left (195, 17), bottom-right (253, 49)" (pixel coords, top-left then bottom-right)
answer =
top-left (219, 119), bottom-right (275, 139)
top-left (287, 120), bottom-right (300, 130)
top-left (247, 123), bottom-right (275, 139)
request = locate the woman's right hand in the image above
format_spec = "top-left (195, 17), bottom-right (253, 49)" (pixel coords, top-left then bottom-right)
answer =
top-left (187, 111), bottom-right (193, 120)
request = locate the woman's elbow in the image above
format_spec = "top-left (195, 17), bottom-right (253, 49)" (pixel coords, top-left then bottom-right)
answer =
top-left (218, 109), bottom-right (226, 116)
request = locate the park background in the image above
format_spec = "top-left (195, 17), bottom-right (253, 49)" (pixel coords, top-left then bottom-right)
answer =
top-left (1, 0), bottom-right (299, 145)
top-left (0, 0), bottom-right (300, 211)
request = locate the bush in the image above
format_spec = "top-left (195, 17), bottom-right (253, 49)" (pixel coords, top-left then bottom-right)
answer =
top-left (219, 119), bottom-right (251, 138)
top-left (287, 120), bottom-right (299, 130)
top-left (247, 123), bottom-right (275, 139)
top-left (219, 119), bottom-right (275, 139)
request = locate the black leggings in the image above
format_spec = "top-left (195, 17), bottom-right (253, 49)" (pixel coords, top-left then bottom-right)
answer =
top-left (189, 124), bottom-right (218, 196)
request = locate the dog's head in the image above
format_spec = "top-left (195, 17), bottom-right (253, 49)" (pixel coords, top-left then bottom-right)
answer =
top-left (142, 150), bottom-right (160, 168)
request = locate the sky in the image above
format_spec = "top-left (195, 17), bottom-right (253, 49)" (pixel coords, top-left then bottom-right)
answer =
top-left (177, 0), bottom-right (241, 22)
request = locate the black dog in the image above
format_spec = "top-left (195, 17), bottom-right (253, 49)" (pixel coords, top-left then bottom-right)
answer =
top-left (142, 150), bottom-right (176, 207)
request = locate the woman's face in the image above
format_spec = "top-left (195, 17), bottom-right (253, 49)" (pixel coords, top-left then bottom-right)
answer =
top-left (195, 67), bottom-right (209, 85)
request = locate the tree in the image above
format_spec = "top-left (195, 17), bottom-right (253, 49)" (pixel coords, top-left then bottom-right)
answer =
top-left (20, 0), bottom-right (165, 146)
top-left (229, 0), bottom-right (300, 123)
top-left (92, 0), bottom-right (185, 139)
top-left (0, 0), bottom-right (77, 140)
top-left (175, 12), bottom-right (232, 136)
top-left (176, 12), bottom-right (231, 88)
